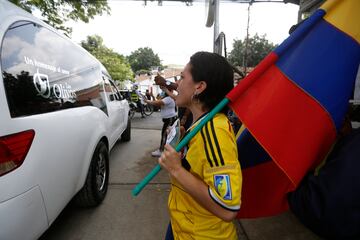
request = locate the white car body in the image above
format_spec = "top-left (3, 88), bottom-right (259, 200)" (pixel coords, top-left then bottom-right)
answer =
top-left (0, 2), bottom-right (130, 239)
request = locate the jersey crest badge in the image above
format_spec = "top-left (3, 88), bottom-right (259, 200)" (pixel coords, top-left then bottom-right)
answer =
top-left (214, 174), bottom-right (232, 200)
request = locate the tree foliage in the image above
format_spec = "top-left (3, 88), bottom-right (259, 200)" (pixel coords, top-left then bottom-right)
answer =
top-left (127, 47), bottom-right (163, 74)
top-left (228, 34), bottom-right (277, 68)
top-left (81, 35), bottom-right (133, 82)
top-left (10, 0), bottom-right (110, 35)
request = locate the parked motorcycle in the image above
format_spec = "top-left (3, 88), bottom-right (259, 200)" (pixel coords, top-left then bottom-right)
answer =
top-left (128, 98), bottom-right (154, 119)
top-left (121, 89), bottom-right (154, 119)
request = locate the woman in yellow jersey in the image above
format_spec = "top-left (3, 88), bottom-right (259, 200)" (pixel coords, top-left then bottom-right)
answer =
top-left (159, 52), bottom-right (242, 240)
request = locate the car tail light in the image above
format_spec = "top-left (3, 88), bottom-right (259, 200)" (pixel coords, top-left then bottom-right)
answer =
top-left (0, 130), bottom-right (35, 177)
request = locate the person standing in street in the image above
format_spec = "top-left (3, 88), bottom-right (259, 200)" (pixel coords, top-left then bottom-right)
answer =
top-left (144, 88), bottom-right (177, 157)
top-left (131, 84), bottom-right (146, 118)
top-left (159, 52), bottom-right (242, 240)
top-left (145, 89), bottom-right (154, 100)
top-left (155, 75), bottom-right (193, 131)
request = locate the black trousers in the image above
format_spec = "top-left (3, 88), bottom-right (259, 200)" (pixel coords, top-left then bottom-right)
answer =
top-left (160, 116), bottom-right (177, 151)
top-left (136, 100), bottom-right (144, 115)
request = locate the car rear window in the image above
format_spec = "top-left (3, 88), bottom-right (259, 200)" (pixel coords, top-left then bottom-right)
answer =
top-left (1, 21), bottom-right (107, 117)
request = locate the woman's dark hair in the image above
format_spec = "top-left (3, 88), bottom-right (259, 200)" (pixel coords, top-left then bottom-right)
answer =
top-left (189, 51), bottom-right (234, 113)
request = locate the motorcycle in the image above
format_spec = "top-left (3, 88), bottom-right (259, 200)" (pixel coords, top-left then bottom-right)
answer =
top-left (128, 97), bottom-right (154, 119)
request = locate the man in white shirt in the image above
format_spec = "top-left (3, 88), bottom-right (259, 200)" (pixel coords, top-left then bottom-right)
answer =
top-left (144, 88), bottom-right (177, 157)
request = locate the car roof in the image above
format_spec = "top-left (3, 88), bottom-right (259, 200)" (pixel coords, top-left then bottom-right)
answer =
top-left (0, 1), bottom-right (110, 78)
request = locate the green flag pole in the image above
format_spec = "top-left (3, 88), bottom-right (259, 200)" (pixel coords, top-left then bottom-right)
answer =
top-left (132, 98), bottom-right (229, 196)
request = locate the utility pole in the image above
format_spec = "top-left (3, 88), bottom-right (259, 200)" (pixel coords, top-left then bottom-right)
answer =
top-left (243, 1), bottom-right (252, 75)
top-left (213, 0), bottom-right (220, 54)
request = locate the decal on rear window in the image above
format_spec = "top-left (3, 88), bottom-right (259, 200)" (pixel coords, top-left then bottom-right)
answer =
top-left (1, 21), bottom-right (108, 117)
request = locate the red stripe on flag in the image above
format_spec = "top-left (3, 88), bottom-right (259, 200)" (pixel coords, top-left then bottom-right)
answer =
top-left (230, 65), bottom-right (336, 187)
top-left (237, 161), bottom-right (290, 218)
top-left (227, 52), bottom-right (278, 102)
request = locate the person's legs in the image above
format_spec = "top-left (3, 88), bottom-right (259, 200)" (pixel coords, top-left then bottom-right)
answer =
top-left (152, 117), bottom-right (176, 157)
top-left (140, 103), bottom-right (145, 116)
top-left (160, 118), bottom-right (171, 151)
top-left (136, 100), bottom-right (145, 117)
top-left (165, 223), bottom-right (174, 240)
top-left (152, 119), bottom-right (170, 157)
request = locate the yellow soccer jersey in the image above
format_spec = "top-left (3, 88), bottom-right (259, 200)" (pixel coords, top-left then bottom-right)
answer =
top-left (168, 113), bottom-right (242, 240)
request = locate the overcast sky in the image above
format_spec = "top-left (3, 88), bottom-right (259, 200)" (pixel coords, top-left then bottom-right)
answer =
top-left (68, 0), bottom-right (299, 66)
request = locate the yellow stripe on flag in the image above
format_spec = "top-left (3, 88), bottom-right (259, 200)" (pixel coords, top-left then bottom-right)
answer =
top-left (321, 0), bottom-right (360, 43)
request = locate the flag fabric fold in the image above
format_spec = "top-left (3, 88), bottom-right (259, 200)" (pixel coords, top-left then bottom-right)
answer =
top-left (228, 0), bottom-right (360, 218)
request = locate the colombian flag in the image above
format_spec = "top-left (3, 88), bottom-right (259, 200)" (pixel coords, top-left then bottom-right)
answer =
top-left (227, 0), bottom-right (360, 218)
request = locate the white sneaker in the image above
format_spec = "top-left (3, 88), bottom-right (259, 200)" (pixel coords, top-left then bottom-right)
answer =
top-left (151, 149), bottom-right (162, 157)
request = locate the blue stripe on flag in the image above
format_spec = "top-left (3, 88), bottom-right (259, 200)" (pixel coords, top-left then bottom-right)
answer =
top-left (276, 19), bottom-right (360, 131)
top-left (237, 129), bottom-right (271, 169)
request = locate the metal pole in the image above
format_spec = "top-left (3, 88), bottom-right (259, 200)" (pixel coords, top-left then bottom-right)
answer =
top-left (243, 1), bottom-right (252, 75)
top-left (213, 0), bottom-right (219, 53)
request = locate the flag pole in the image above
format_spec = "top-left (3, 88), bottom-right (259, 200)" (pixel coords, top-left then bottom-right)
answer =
top-left (131, 98), bottom-right (229, 196)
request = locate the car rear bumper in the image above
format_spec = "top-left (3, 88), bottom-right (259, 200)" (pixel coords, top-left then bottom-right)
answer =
top-left (0, 186), bottom-right (48, 240)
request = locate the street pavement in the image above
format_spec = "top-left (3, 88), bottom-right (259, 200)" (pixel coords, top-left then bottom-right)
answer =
top-left (40, 111), bottom-right (323, 240)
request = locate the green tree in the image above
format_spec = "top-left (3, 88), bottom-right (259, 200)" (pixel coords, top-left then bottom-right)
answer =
top-left (228, 34), bottom-right (277, 68)
top-left (10, 0), bottom-right (110, 35)
top-left (127, 47), bottom-right (163, 74)
top-left (81, 35), bottom-right (133, 82)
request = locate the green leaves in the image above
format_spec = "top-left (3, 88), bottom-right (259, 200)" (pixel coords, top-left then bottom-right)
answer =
top-left (228, 34), bottom-right (277, 68)
top-left (81, 35), bottom-right (134, 82)
top-left (10, 0), bottom-right (110, 35)
top-left (127, 47), bottom-right (163, 74)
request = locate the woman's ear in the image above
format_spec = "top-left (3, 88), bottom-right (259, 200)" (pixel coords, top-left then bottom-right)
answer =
top-left (195, 81), bottom-right (207, 94)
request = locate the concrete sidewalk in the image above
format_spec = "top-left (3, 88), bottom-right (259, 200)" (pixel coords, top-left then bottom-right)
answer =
top-left (236, 212), bottom-right (322, 240)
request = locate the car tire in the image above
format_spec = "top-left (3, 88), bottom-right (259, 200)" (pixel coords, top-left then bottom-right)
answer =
top-left (121, 117), bottom-right (131, 142)
top-left (75, 141), bottom-right (109, 207)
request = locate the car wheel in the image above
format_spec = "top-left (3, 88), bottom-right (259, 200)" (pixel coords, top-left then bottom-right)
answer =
top-left (121, 117), bottom-right (131, 142)
top-left (75, 141), bottom-right (109, 207)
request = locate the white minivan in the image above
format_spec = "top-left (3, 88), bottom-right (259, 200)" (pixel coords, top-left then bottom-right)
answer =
top-left (0, 1), bottom-right (131, 239)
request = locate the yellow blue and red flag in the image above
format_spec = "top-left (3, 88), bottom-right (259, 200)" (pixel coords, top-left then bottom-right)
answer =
top-left (227, 0), bottom-right (360, 218)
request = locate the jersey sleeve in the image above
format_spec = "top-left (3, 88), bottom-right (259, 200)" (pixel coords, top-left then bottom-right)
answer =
top-left (201, 117), bottom-right (242, 211)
